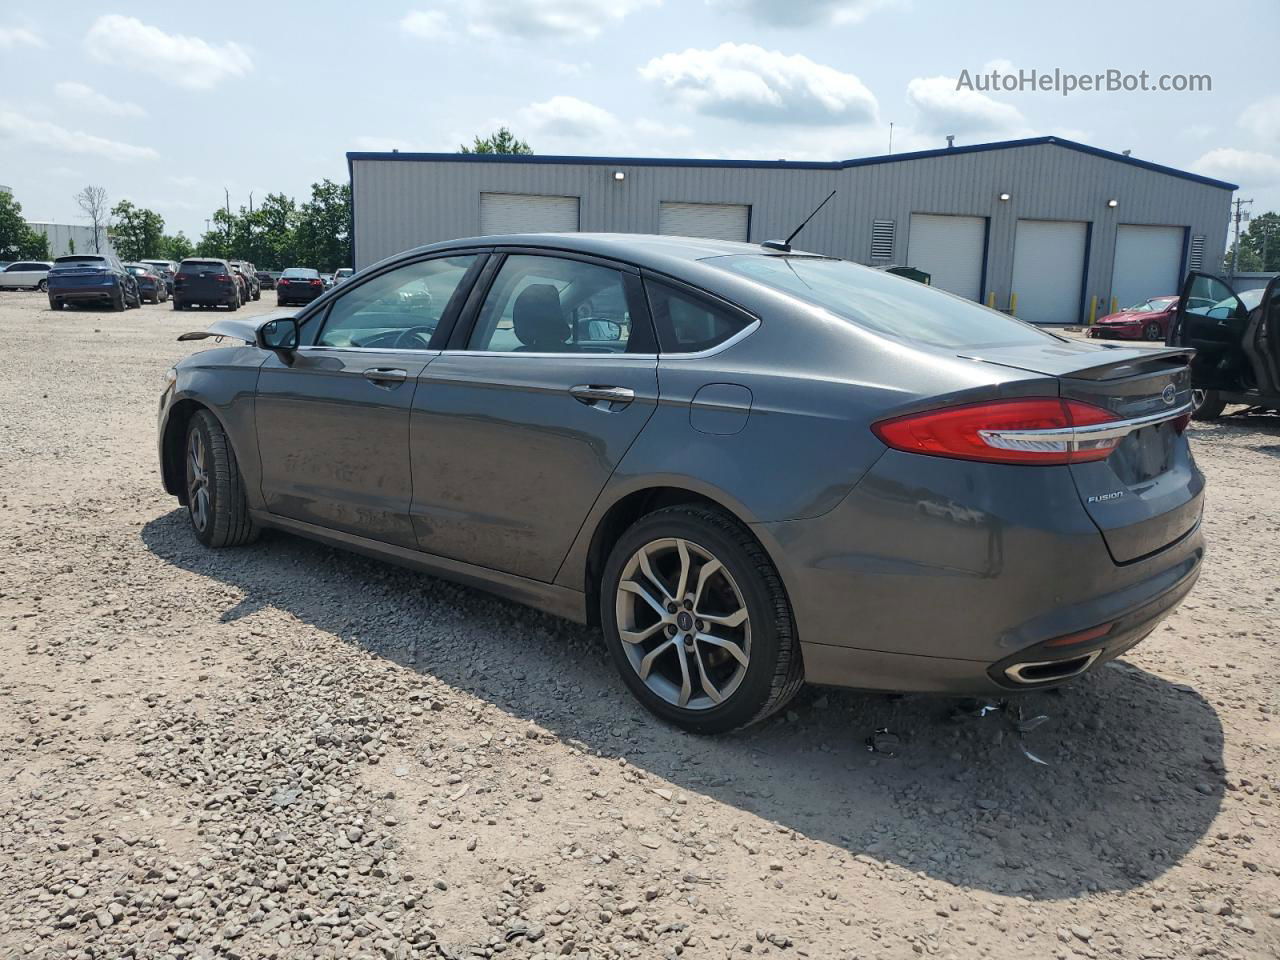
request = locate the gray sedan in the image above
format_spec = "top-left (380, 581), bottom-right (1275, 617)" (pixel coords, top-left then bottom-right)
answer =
top-left (158, 234), bottom-right (1204, 733)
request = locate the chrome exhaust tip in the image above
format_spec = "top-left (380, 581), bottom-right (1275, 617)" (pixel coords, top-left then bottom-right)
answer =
top-left (1004, 650), bottom-right (1102, 685)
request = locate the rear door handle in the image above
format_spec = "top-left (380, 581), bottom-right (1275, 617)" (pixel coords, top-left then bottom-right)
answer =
top-left (570, 384), bottom-right (635, 407)
top-left (363, 368), bottom-right (408, 384)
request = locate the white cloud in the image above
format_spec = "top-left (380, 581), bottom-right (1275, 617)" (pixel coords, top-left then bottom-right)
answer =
top-left (54, 82), bottom-right (147, 119)
top-left (707, 0), bottom-right (898, 26)
top-left (906, 75), bottom-right (1026, 135)
top-left (420, 0), bottom-right (660, 43)
top-left (1193, 148), bottom-right (1280, 187)
top-left (1238, 95), bottom-right (1280, 145)
top-left (640, 43), bottom-right (878, 126)
top-left (399, 10), bottom-right (452, 40)
top-left (167, 175), bottom-right (201, 188)
top-left (84, 15), bottom-right (252, 90)
top-left (520, 96), bottom-right (618, 138)
top-left (0, 110), bottom-right (158, 162)
top-left (0, 25), bottom-right (45, 49)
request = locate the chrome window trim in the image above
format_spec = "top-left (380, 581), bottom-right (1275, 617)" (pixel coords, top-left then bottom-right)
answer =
top-left (978, 400), bottom-right (1193, 450)
top-left (433, 317), bottom-right (760, 361)
top-left (296, 345), bottom-right (442, 358)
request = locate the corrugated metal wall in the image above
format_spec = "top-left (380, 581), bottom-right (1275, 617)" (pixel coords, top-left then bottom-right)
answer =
top-left (352, 143), bottom-right (1232, 323)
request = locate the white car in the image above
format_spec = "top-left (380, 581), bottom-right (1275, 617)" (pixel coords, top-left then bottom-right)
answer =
top-left (0, 260), bottom-right (54, 291)
top-left (333, 267), bottom-right (354, 285)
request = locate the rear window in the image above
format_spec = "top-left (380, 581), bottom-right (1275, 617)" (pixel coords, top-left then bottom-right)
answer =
top-left (180, 260), bottom-right (226, 274)
top-left (282, 268), bottom-right (319, 278)
top-left (54, 256), bottom-right (106, 265)
top-left (713, 255), bottom-right (1060, 349)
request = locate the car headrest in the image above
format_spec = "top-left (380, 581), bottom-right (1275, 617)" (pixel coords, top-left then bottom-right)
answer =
top-left (513, 283), bottom-right (568, 349)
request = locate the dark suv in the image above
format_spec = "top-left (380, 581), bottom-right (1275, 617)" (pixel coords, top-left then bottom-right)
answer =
top-left (47, 254), bottom-right (140, 311)
top-left (173, 258), bottom-right (241, 311)
top-left (229, 260), bottom-right (261, 301)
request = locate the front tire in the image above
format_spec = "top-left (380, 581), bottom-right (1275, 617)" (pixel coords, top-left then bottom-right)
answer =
top-left (600, 505), bottom-right (803, 734)
top-left (184, 410), bottom-right (258, 548)
top-left (1143, 321), bottom-right (1163, 341)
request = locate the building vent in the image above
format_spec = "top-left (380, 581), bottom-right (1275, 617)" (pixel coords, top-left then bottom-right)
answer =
top-left (870, 219), bottom-right (895, 261)
top-left (1188, 235), bottom-right (1206, 271)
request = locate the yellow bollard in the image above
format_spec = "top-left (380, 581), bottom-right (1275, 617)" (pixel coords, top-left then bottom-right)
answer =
top-left (1089, 296), bottom-right (1098, 325)
top-left (1110, 296), bottom-right (1118, 315)
top-left (986, 291), bottom-right (996, 308)
top-left (1009, 292), bottom-right (1018, 316)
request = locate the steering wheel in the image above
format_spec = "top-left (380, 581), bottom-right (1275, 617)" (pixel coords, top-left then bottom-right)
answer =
top-left (393, 325), bottom-right (435, 350)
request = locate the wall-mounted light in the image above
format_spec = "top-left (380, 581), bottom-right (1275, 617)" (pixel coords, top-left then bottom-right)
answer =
top-left (998, 192), bottom-right (1011, 202)
top-left (1107, 198), bottom-right (1118, 208)
top-left (613, 170), bottom-right (626, 182)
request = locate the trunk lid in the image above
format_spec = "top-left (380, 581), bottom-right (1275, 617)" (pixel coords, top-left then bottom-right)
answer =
top-left (961, 342), bottom-right (1203, 564)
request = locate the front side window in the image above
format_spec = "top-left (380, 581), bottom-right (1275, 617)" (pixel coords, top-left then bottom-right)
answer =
top-left (315, 255), bottom-right (478, 350)
top-left (468, 255), bottom-right (635, 353)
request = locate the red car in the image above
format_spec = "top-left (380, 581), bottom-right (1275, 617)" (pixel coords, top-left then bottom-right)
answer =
top-left (1088, 296), bottom-right (1178, 341)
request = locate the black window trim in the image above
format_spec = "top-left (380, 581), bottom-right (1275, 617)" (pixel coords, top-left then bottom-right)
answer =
top-left (301, 248), bottom-right (491, 352)
top-left (445, 247), bottom-right (658, 357)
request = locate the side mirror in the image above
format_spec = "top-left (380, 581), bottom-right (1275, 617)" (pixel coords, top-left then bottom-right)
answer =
top-left (257, 317), bottom-right (299, 359)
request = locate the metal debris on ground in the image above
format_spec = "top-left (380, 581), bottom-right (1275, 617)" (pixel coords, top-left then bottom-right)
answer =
top-left (865, 727), bottom-right (901, 757)
top-left (948, 698), bottom-right (1053, 765)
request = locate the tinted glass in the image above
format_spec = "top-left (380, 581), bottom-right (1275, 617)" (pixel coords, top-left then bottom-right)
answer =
top-left (282, 267), bottom-right (319, 279)
top-left (469, 255), bottom-right (634, 353)
top-left (55, 256), bottom-right (106, 265)
top-left (180, 260), bottom-right (225, 274)
top-left (646, 282), bottom-right (749, 353)
top-left (714, 255), bottom-right (1060, 349)
top-left (316, 255), bottom-right (477, 350)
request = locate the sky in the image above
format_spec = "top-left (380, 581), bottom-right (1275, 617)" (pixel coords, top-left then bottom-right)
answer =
top-left (1, 0), bottom-right (1278, 242)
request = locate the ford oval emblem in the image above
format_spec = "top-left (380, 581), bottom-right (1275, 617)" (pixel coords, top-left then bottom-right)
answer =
top-left (1162, 384), bottom-right (1176, 405)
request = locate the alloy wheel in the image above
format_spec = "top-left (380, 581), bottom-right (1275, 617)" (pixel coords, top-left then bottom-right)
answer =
top-left (186, 429), bottom-right (211, 532)
top-left (615, 537), bottom-right (751, 710)
top-left (1144, 321), bottom-right (1162, 341)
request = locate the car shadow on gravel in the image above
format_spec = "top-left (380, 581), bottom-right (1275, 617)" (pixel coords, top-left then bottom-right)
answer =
top-left (141, 510), bottom-right (1225, 901)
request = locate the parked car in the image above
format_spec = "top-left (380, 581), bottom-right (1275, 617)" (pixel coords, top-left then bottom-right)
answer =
top-left (159, 235), bottom-right (1204, 733)
top-left (255, 270), bottom-right (276, 290)
top-left (229, 260), bottom-right (261, 301)
top-left (275, 267), bottom-right (325, 306)
top-left (172, 258), bottom-right (241, 311)
top-left (0, 261), bottom-right (11, 272)
top-left (1088, 296), bottom-right (1179, 341)
top-left (333, 267), bottom-right (354, 286)
top-left (125, 263), bottom-right (169, 303)
top-left (1168, 273), bottom-right (1276, 419)
top-left (48, 254), bottom-right (140, 311)
top-left (0, 260), bottom-right (54, 291)
top-left (140, 259), bottom-right (178, 295)
top-left (320, 272), bottom-right (334, 289)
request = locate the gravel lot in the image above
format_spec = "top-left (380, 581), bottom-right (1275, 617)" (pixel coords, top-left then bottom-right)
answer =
top-left (1, 288), bottom-right (1277, 960)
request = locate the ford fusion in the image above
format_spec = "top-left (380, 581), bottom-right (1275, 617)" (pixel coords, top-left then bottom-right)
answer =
top-left (158, 234), bottom-right (1204, 733)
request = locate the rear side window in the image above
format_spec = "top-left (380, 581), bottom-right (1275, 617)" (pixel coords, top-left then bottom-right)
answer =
top-left (713, 254), bottom-right (1058, 349)
top-left (645, 281), bottom-right (751, 353)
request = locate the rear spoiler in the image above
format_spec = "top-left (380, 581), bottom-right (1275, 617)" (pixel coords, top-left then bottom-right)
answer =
top-left (1060, 347), bottom-right (1194, 381)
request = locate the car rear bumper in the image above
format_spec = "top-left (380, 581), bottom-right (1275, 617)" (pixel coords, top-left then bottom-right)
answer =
top-left (754, 450), bottom-right (1204, 694)
top-left (49, 286), bottom-right (118, 301)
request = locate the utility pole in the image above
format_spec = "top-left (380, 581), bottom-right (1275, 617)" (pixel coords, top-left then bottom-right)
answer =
top-left (888, 121), bottom-right (894, 155)
top-left (1230, 197), bottom-right (1252, 277)
top-left (248, 192), bottom-right (254, 215)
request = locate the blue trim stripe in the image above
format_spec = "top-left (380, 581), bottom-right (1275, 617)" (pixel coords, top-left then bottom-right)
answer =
top-left (346, 136), bottom-right (1238, 191)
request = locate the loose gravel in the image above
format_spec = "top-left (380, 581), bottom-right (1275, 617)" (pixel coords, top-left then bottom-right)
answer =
top-left (1, 289), bottom-right (1277, 959)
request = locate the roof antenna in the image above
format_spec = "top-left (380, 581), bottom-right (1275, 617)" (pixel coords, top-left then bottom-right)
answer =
top-left (761, 189), bottom-right (837, 253)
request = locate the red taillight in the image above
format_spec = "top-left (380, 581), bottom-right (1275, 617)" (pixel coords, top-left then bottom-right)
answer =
top-left (310, 278), bottom-right (323, 286)
top-left (872, 398), bottom-right (1121, 466)
top-left (214, 273), bottom-right (229, 281)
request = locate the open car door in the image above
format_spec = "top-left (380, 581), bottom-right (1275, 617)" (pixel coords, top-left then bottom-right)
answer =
top-left (1244, 274), bottom-right (1280, 398)
top-left (1168, 272), bottom-right (1251, 392)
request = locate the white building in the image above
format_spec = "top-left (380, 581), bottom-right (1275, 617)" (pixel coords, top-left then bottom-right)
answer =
top-left (25, 221), bottom-right (114, 258)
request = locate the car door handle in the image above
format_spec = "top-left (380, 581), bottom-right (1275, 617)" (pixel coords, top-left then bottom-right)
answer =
top-left (570, 384), bottom-right (635, 407)
top-left (363, 368), bottom-right (408, 384)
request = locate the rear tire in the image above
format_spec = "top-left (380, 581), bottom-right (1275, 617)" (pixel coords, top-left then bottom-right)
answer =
top-left (112, 288), bottom-right (126, 312)
top-left (37, 279), bottom-right (48, 292)
top-left (184, 410), bottom-right (259, 548)
top-left (48, 295), bottom-right (59, 310)
top-left (1191, 389), bottom-right (1226, 421)
top-left (600, 505), bottom-right (803, 734)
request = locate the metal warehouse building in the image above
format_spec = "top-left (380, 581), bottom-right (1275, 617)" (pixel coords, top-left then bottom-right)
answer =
top-left (348, 136), bottom-right (1236, 325)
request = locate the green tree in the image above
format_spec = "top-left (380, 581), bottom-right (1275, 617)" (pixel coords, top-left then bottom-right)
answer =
top-left (293, 179), bottom-right (351, 272)
top-left (1238, 210), bottom-right (1280, 273)
top-left (195, 208), bottom-right (236, 259)
top-left (0, 191), bottom-right (51, 260)
top-left (111, 199), bottom-right (166, 261)
top-left (459, 126), bottom-right (532, 155)
top-left (161, 232), bottom-right (194, 261)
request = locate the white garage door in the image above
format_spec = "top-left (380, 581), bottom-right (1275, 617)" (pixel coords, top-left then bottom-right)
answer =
top-left (658, 202), bottom-right (750, 242)
top-left (479, 193), bottom-right (579, 235)
top-left (906, 214), bottom-right (985, 299)
top-left (1112, 225), bottom-right (1184, 309)
top-left (1010, 219), bottom-right (1088, 324)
